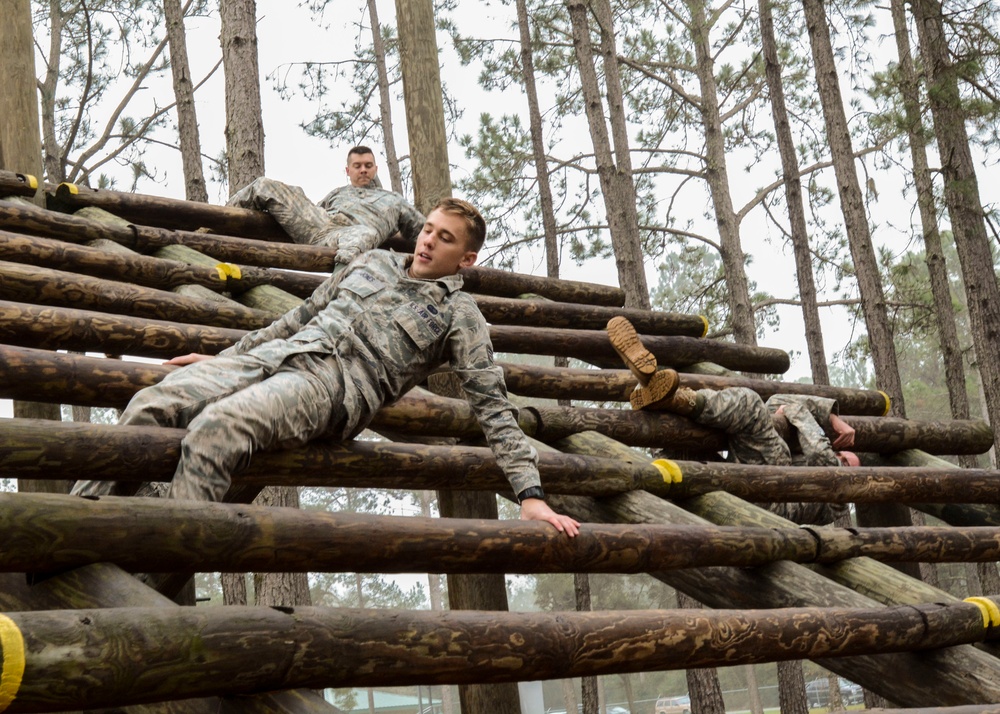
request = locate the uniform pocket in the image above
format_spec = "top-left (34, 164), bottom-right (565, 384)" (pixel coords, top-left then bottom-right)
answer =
top-left (393, 302), bottom-right (446, 350)
top-left (339, 270), bottom-right (386, 299)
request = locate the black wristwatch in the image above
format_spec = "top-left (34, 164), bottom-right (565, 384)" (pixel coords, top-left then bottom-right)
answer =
top-left (516, 486), bottom-right (546, 503)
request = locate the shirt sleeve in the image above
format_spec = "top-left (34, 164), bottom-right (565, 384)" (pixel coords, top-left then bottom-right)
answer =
top-left (397, 200), bottom-right (426, 246)
top-left (766, 394), bottom-right (839, 467)
top-left (219, 267), bottom-right (347, 357)
top-left (446, 299), bottom-right (540, 496)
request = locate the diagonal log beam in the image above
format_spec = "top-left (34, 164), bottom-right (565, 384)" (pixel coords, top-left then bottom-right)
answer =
top-left (7, 492), bottom-right (1000, 575)
top-left (1, 599), bottom-right (998, 713)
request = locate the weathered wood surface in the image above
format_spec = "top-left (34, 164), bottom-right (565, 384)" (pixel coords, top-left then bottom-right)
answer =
top-left (0, 302), bottom-right (243, 359)
top-left (490, 324), bottom-right (791, 373)
top-left (0, 261), bottom-right (277, 329)
top-left (0, 418), bottom-right (651, 497)
top-left (0, 566), bottom-right (343, 714)
top-left (2, 599), bottom-right (997, 712)
top-left (0, 170), bottom-right (38, 198)
top-left (0, 345), bottom-right (990, 457)
top-left (884, 450), bottom-right (1000, 529)
top-left (9, 492), bottom-right (1000, 574)
top-left (0, 229), bottom-right (323, 299)
top-left (547, 432), bottom-right (1000, 706)
top-left (499, 363), bottom-right (890, 415)
top-left (474, 295), bottom-right (703, 334)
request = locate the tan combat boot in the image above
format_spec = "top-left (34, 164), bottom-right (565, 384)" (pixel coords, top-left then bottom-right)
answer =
top-left (607, 316), bottom-right (657, 385)
top-left (629, 368), bottom-right (679, 410)
top-left (632, 384), bottom-right (700, 414)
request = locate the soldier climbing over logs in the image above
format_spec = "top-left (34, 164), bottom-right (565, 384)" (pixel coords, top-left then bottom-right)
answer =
top-left (607, 316), bottom-right (859, 525)
top-left (71, 198), bottom-right (581, 536)
top-left (228, 145), bottom-right (425, 266)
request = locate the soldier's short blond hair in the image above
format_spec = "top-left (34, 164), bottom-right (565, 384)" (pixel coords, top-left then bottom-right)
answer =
top-left (433, 197), bottom-right (487, 252)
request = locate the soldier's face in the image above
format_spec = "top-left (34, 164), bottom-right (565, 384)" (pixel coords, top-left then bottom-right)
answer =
top-left (409, 209), bottom-right (478, 280)
top-left (346, 153), bottom-right (378, 187)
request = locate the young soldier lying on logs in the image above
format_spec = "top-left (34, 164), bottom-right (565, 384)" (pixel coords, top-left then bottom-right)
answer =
top-left (72, 198), bottom-right (580, 537)
top-left (607, 316), bottom-right (858, 525)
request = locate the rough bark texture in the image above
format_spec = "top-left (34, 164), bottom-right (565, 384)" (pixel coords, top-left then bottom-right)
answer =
top-left (565, 0), bottom-right (649, 308)
top-left (0, 0), bottom-right (44, 205)
top-left (759, 0), bottom-right (828, 380)
top-left (516, 0), bottom-right (560, 281)
top-left (219, 0), bottom-right (265, 195)
top-left (686, 0), bottom-right (756, 345)
top-left (911, 0), bottom-right (1000, 460)
top-left (394, 0), bottom-right (451, 211)
top-left (164, 0), bottom-right (208, 202)
top-left (777, 660), bottom-right (808, 714)
top-left (366, 0), bottom-right (402, 194)
top-left (678, 590), bottom-right (727, 714)
top-left (801, 0), bottom-right (906, 416)
top-left (575, 574), bottom-right (599, 714)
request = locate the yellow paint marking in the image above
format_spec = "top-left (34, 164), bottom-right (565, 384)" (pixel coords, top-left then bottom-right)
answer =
top-left (0, 614), bottom-right (25, 713)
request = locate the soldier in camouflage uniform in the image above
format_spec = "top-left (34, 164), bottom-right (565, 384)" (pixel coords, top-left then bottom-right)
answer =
top-left (72, 198), bottom-right (580, 536)
top-left (607, 317), bottom-right (857, 525)
top-left (228, 146), bottom-right (425, 266)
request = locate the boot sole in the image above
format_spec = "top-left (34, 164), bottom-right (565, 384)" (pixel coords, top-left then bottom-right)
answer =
top-left (629, 369), bottom-right (679, 410)
top-left (607, 316), bottom-right (657, 384)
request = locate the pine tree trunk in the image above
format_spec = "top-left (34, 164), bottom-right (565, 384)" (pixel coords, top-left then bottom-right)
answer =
top-left (516, 0), bottom-right (560, 281)
top-left (758, 0), bottom-right (828, 382)
top-left (253, 486), bottom-right (312, 608)
top-left (219, 0), bottom-right (265, 195)
top-left (686, 0), bottom-right (756, 345)
top-left (0, 0), bottom-right (44, 205)
top-left (911, 0), bottom-right (1000, 460)
top-left (776, 661), bottom-right (808, 714)
top-left (164, 0), bottom-right (208, 203)
top-left (889, 0), bottom-right (974, 468)
top-left (566, 0), bottom-right (649, 309)
top-left (677, 591), bottom-right (726, 714)
top-left (394, 0), bottom-right (451, 211)
top-left (826, 671), bottom-right (844, 710)
top-left (365, 0), bottom-right (402, 194)
top-left (38, 0), bottom-right (65, 183)
top-left (576, 573), bottom-right (600, 714)
top-left (801, 0), bottom-right (906, 416)
top-left (744, 665), bottom-right (764, 714)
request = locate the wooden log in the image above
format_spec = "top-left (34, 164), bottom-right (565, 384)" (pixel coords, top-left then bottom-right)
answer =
top-left (460, 264), bottom-right (623, 306)
top-left (473, 295), bottom-right (704, 335)
top-left (0, 229), bottom-right (322, 299)
top-left (885, 450), bottom-right (1000, 528)
top-left (0, 418), bottom-right (652, 498)
top-left (0, 302), bottom-right (243, 359)
top-left (1, 600), bottom-right (997, 712)
top-left (0, 344), bottom-right (990, 457)
top-left (528, 404), bottom-right (993, 455)
top-left (0, 170), bottom-right (38, 199)
top-left (499, 363), bottom-right (890, 415)
top-left (0, 198), bottom-right (342, 272)
top-left (489, 324), bottom-right (791, 373)
top-left (0, 260), bottom-right (277, 329)
top-left (0, 565), bottom-right (340, 714)
top-left (545, 434), bottom-right (1000, 705)
top-left (8, 492), bottom-right (1000, 575)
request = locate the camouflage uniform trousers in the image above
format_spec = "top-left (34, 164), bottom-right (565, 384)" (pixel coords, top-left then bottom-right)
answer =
top-left (694, 387), bottom-right (848, 525)
top-left (71, 350), bottom-right (358, 502)
top-left (229, 177), bottom-right (425, 263)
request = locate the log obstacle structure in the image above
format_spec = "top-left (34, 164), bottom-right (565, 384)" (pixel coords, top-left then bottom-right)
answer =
top-left (1, 170), bottom-right (1000, 711)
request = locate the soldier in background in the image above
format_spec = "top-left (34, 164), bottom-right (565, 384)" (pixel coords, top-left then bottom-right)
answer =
top-left (73, 198), bottom-right (580, 537)
top-left (229, 145), bottom-right (425, 267)
top-left (607, 316), bottom-right (858, 525)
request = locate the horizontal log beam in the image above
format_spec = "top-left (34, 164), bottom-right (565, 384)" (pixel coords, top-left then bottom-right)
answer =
top-left (499, 363), bottom-right (890, 415)
top-left (1, 600), bottom-right (997, 712)
top-left (0, 345), bottom-right (989, 456)
top-left (0, 170), bottom-right (39, 198)
top-left (0, 260), bottom-right (276, 330)
top-left (8, 492), bottom-right (1000, 575)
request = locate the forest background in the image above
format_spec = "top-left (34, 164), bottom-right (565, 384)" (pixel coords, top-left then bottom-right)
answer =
top-left (4, 0), bottom-right (1000, 711)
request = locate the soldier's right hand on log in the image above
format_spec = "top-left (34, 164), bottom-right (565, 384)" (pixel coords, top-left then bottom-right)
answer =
top-left (165, 353), bottom-right (215, 366)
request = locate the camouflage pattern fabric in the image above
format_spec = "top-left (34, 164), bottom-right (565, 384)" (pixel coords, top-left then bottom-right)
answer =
top-left (228, 177), bottom-right (426, 263)
top-left (73, 250), bottom-right (539, 502)
top-left (694, 387), bottom-right (848, 525)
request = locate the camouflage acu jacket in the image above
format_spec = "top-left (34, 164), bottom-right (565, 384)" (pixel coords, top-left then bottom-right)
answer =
top-left (220, 250), bottom-right (540, 496)
top-left (318, 185), bottom-right (426, 247)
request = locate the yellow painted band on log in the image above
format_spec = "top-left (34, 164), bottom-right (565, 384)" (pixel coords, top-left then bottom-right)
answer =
top-left (698, 315), bottom-right (709, 338)
top-left (879, 391), bottom-right (891, 416)
top-left (0, 614), bottom-right (25, 713)
top-left (965, 597), bottom-right (1000, 628)
top-left (652, 459), bottom-right (682, 484)
top-left (214, 263), bottom-right (243, 281)
top-left (23, 175), bottom-right (38, 190)
top-left (59, 182), bottom-right (79, 195)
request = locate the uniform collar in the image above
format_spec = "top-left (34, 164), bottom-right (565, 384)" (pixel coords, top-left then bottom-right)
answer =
top-left (400, 254), bottom-right (465, 293)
